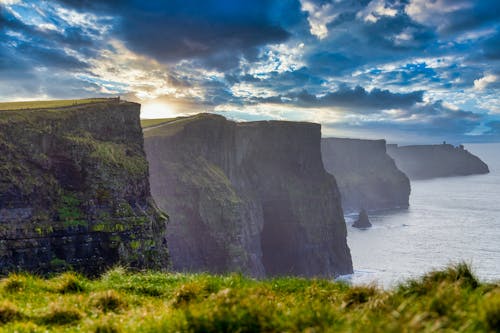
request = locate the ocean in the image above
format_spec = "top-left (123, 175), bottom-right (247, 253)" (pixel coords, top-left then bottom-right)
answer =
top-left (344, 142), bottom-right (500, 287)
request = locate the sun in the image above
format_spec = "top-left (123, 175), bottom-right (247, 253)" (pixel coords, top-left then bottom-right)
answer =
top-left (140, 102), bottom-right (177, 119)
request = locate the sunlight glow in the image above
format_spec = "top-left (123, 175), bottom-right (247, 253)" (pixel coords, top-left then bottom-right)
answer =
top-left (140, 102), bottom-right (177, 119)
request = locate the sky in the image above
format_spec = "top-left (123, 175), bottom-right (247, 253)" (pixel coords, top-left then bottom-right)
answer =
top-left (0, 0), bottom-right (499, 143)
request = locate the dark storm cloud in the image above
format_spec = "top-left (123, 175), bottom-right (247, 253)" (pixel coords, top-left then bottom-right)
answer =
top-left (359, 14), bottom-right (435, 51)
top-left (485, 121), bottom-right (500, 136)
top-left (307, 52), bottom-right (363, 76)
top-left (434, 0), bottom-right (500, 34)
top-left (274, 86), bottom-right (424, 111)
top-left (56, 0), bottom-right (292, 66)
top-left (481, 30), bottom-right (500, 60)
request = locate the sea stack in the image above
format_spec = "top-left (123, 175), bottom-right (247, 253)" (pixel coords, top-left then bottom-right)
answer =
top-left (144, 113), bottom-right (353, 278)
top-left (353, 209), bottom-right (372, 229)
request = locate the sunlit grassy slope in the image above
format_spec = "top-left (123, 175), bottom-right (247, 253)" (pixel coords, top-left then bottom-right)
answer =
top-left (0, 264), bottom-right (498, 332)
top-left (0, 98), bottom-right (112, 111)
top-left (140, 118), bottom-right (177, 128)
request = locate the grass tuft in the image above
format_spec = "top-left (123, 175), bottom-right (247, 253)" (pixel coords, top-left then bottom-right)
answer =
top-left (40, 307), bottom-right (82, 325)
top-left (2, 274), bottom-right (26, 293)
top-left (92, 290), bottom-right (126, 313)
top-left (172, 281), bottom-right (209, 307)
top-left (342, 285), bottom-right (378, 308)
top-left (93, 317), bottom-right (122, 333)
top-left (482, 289), bottom-right (500, 331)
top-left (51, 272), bottom-right (87, 294)
top-left (0, 262), bottom-right (495, 332)
top-left (0, 301), bottom-right (23, 324)
top-left (399, 262), bottom-right (479, 296)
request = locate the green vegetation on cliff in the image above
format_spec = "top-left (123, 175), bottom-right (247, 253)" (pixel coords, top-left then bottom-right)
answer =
top-left (140, 118), bottom-right (176, 128)
top-left (0, 99), bottom-right (168, 275)
top-left (0, 98), bottom-right (112, 111)
top-left (0, 264), bottom-right (497, 332)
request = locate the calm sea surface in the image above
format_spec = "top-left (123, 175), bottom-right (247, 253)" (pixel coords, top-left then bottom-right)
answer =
top-left (344, 142), bottom-right (500, 287)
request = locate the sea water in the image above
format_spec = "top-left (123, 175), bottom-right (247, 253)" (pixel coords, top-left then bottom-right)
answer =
top-left (344, 142), bottom-right (500, 287)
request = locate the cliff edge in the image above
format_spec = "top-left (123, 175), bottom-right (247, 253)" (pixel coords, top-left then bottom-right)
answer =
top-left (387, 143), bottom-right (489, 179)
top-left (0, 100), bottom-right (168, 275)
top-left (144, 114), bottom-right (352, 278)
top-left (321, 138), bottom-right (410, 213)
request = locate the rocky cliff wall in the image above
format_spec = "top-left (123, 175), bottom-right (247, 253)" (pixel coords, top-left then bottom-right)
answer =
top-left (0, 101), bottom-right (168, 275)
top-left (144, 114), bottom-right (352, 277)
top-left (387, 144), bottom-right (489, 179)
top-left (321, 138), bottom-right (411, 212)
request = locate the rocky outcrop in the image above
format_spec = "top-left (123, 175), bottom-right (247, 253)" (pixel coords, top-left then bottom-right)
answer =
top-left (0, 100), bottom-right (168, 275)
top-left (144, 113), bottom-right (352, 278)
top-left (387, 143), bottom-right (489, 179)
top-left (352, 209), bottom-right (371, 229)
top-left (321, 138), bottom-right (410, 213)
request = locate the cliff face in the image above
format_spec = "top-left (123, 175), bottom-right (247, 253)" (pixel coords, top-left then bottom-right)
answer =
top-left (321, 138), bottom-right (411, 213)
top-left (144, 114), bottom-right (352, 277)
top-left (387, 144), bottom-right (489, 179)
top-left (0, 101), bottom-right (168, 275)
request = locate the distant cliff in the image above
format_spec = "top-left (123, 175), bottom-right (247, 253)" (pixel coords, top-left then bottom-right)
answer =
top-left (321, 138), bottom-right (410, 213)
top-left (0, 101), bottom-right (168, 275)
top-left (144, 114), bottom-right (352, 278)
top-left (387, 143), bottom-right (489, 179)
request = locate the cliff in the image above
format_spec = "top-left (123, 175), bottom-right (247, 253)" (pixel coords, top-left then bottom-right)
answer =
top-left (321, 138), bottom-right (411, 213)
top-left (387, 143), bottom-right (490, 179)
top-left (0, 100), bottom-right (168, 275)
top-left (144, 114), bottom-right (352, 277)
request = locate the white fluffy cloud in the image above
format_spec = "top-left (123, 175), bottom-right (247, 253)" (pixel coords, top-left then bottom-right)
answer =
top-left (357, 0), bottom-right (398, 23)
top-left (405, 0), bottom-right (472, 29)
top-left (300, 0), bottom-right (338, 39)
top-left (473, 74), bottom-right (498, 91)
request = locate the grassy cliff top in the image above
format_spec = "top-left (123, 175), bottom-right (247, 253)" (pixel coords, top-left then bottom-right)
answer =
top-left (0, 263), bottom-right (497, 332)
top-left (140, 118), bottom-right (177, 128)
top-left (0, 98), bottom-right (115, 111)
top-left (142, 113), bottom-right (320, 139)
top-left (142, 114), bottom-right (220, 138)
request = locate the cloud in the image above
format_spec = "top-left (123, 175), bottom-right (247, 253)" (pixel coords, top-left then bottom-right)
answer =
top-left (321, 100), bottom-right (484, 143)
top-left (1, 0), bottom-right (499, 142)
top-left (286, 85), bottom-right (424, 111)
top-left (474, 74), bottom-right (499, 90)
top-left (481, 29), bottom-right (500, 60)
top-left (485, 121), bottom-right (500, 137)
top-left (405, 0), bottom-right (500, 34)
top-left (405, 0), bottom-right (471, 29)
top-left (300, 0), bottom-right (340, 39)
top-left (357, 0), bottom-right (398, 23)
top-left (56, 0), bottom-right (291, 67)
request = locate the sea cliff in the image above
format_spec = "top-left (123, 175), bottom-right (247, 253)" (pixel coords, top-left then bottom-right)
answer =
top-left (144, 114), bottom-right (352, 277)
top-left (0, 100), bottom-right (168, 275)
top-left (321, 138), bottom-right (410, 213)
top-left (387, 143), bottom-right (489, 179)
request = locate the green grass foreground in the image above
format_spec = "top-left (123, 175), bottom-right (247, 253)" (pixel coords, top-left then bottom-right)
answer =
top-left (0, 264), bottom-right (498, 332)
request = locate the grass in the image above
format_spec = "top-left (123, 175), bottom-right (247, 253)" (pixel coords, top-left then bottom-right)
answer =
top-left (0, 98), bottom-right (114, 111)
top-left (140, 118), bottom-right (177, 128)
top-left (0, 263), bottom-right (497, 332)
top-left (142, 114), bottom-right (217, 137)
